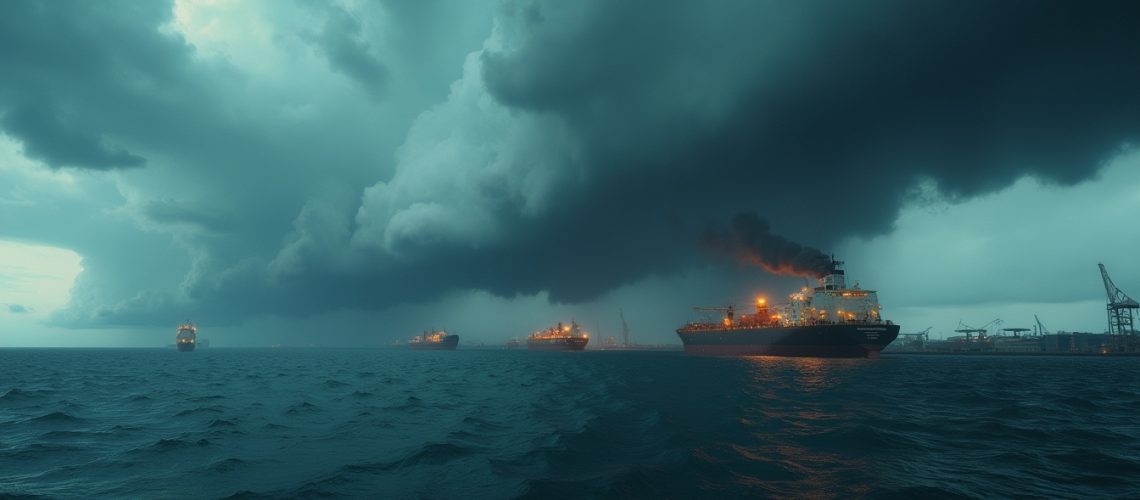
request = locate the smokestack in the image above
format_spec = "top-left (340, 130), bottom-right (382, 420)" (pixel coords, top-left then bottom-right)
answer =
top-left (702, 212), bottom-right (833, 278)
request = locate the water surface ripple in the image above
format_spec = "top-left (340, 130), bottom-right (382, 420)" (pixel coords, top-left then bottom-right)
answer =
top-left (1, 349), bottom-right (1138, 498)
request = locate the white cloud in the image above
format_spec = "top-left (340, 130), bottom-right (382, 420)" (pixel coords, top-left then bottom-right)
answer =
top-left (353, 43), bottom-right (584, 258)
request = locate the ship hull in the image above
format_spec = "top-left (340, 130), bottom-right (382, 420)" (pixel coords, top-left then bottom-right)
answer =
top-left (676, 324), bottom-right (899, 358)
top-left (176, 342), bottom-right (196, 352)
top-left (408, 334), bottom-right (459, 350)
top-left (527, 337), bottom-right (589, 351)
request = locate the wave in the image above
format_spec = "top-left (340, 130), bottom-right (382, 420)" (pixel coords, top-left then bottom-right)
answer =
top-left (1, 442), bottom-right (85, 460)
top-left (25, 411), bottom-right (83, 424)
top-left (383, 396), bottom-right (423, 411)
top-left (205, 457), bottom-right (248, 474)
top-left (208, 418), bottom-right (238, 428)
top-left (1047, 449), bottom-right (1140, 476)
top-left (1, 388), bottom-right (50, 402)
top-left (285, 401), bottom-right (321, 414)
top-left (342, 442), bottom-right (478, 475)
top-left (175, 406), bottom-right (224, 417)
top-left (136, 437), bottom-right (211, 453)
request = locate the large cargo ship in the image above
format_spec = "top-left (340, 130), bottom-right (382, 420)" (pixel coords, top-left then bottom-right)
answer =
top-left (677, 259), bottom-right (899, 358)
top-left (408, 330), bottom-right (459, 350)
top-left (176, 322), bottom-right (197, 352)
top-left (527, 321), bottom-right (589, 351)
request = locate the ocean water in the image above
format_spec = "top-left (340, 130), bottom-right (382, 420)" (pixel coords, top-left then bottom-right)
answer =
top-left (2, 349), bottom-right (1139, 499)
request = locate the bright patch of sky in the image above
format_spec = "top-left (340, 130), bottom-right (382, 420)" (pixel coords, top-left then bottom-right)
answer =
top-left (0, 240), bottom-right (83, 345)
top-left (839, 151), bottom-right (1140, 337)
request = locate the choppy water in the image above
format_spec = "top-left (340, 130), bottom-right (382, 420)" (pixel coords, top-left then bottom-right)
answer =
top-left (2, 349), bottom-right (1139, 498)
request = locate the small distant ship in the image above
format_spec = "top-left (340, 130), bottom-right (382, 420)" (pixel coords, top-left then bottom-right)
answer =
top-left (676, 258), bottom-right (899, 358)
top-left (176, 322), bottom-right (198, 352)
top-left (506, 338), bottom-right (522, 350)
top-left (527, 321), bottom-right (589, 351)
top-left (408, 330), bottom-right (459, 350)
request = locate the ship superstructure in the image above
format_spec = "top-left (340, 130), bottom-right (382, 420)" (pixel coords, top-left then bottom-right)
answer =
top-left (175, 322), bottom-right (197, 352)
top-left (408, 330), bottom-right (459, 350)
top-left (527, 321), bottom-right (589, 351)
top-left (677, 258), bottom-right (899, 357)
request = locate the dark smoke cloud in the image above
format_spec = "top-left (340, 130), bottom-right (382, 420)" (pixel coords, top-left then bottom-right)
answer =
top-left (703, 213), bottom-right (834, 278)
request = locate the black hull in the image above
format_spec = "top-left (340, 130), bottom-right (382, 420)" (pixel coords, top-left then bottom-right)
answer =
top-left (676, 324), bottom-right (899, 358)
top-left (176, 343), bottom-right (195, 352)
top-left (408, 335), bottom-right (459, 350)
top-left (527, 337), bottom-right (589, 351)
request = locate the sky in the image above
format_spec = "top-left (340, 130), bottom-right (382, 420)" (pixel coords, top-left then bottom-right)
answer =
top-left (2, 0), bottom-right (1140, 347)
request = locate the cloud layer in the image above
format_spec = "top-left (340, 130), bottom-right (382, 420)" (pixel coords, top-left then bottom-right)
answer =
top-left (2, 0), bottom-right (1139, 335)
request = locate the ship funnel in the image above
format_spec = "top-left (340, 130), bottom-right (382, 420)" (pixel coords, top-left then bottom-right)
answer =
top-left (819, 257), bottom-right (847, 290)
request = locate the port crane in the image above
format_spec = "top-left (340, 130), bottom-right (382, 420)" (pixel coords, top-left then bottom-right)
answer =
top-left (1099, 263), bottom-right (1139, 352)
top-left (619, 308), bottom-right (631, 347)
top-left (955, 319), bottom-right (1001, 341)
top-left (1034, 314), bottom-right (1050, 336)
top-left (898, 327), bottom-right (932, 348)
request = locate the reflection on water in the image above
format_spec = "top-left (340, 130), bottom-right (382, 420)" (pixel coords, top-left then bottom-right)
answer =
top-left (744, 355), bottom-right (867, 392)
top-left (735, 357), bottom-right (877, 497)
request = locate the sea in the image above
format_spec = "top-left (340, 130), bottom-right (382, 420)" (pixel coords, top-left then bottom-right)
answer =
top-left (2, 349), bottom-right (1139, 499)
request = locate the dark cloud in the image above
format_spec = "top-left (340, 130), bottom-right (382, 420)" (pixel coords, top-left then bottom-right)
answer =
top-left (0, 101), bottom-right (146, 169)
top-left (7, 304), bottom-right (30, 314)
top-left (0, 0), bottom-right (193, 169)
top-left (314, 5), bottom-right (388, 99)
top-left (347, 0), bottom-right (1140, 313)
top-left (458, 0), bottom-right (1140, 290)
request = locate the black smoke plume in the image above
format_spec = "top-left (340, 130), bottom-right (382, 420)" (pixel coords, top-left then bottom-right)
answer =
top-left (703, 213), bottom-right (834, 278)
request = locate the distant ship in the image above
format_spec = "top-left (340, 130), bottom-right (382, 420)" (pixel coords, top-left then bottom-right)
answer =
top-left (527, 321), bottom-right (589, 351)
top-left (676, 258), bottom-right (899, 358)
top-left (176, 322), bottom-right (197, 352)
top-left (408, 330), bottom-right (459, 350)
top-left (506, 338), bottom-right (522, 350)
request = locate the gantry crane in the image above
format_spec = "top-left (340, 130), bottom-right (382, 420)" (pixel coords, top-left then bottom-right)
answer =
top-left (1099, 263), bottom-right (1139, 352)
top-left (956, 319), bottom-right (1001, 341)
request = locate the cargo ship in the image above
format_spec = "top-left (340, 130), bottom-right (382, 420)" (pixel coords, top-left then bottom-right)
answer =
top-left (676, 258), bottom-right (899, 358)
top-left (176, 322), bottom-right (197, 352)
top-left (527, 321), bottom-right (589, 351)
top-left (408, 330), bottom-right (459, 350)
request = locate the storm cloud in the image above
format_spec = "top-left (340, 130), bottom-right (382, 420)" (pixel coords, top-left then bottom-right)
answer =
top-left (2, 0), bottom-right (1139, 335)
top-left (354, 0), bottom-right (1140, 303)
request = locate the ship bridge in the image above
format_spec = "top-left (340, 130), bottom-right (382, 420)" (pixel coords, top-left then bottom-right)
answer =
top-left (781, 260), bottom-right (883, 325)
